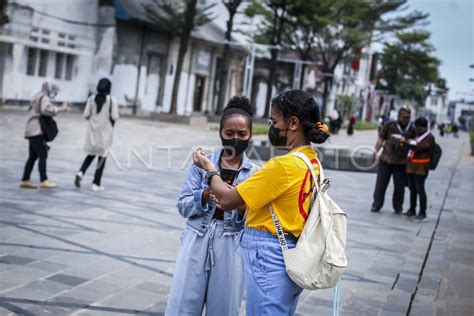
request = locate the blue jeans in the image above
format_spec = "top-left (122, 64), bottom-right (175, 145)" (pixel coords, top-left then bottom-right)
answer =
top-left (240, 227), bottom-right (303, 316)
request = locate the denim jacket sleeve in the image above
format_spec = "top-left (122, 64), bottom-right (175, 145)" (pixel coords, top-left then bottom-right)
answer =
top-left (176, 163), bottom-right (208, 218)
top-left (232, 210), bottom-right (245, 225)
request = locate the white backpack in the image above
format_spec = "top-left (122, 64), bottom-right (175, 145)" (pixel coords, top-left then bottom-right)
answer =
top-left (269, 152), bottom-right (348, 290)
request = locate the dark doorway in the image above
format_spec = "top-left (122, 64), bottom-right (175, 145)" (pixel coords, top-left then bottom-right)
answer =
top-left (193, 75), bottom-right (205, 112)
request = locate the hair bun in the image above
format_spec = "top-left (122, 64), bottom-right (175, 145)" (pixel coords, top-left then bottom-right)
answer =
top-left (224, 96), bottom-right (253, 116)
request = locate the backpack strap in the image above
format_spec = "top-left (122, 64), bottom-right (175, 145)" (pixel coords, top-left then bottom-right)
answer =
top-left (268, 151), bottom-right (324, 252)
top-left (292, 151), bottom-right (328, 192)
top-left (37, 95), bottom-right (44, 114)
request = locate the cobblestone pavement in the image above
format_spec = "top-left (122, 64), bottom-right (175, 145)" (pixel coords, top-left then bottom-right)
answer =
top-left (1, 109), bottom-right (473, 315)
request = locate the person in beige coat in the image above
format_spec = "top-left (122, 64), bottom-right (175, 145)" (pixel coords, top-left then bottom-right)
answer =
top-left (20, 82), bottom-right (68, 189)
top-left (74, 78), bottom-right (119, 192)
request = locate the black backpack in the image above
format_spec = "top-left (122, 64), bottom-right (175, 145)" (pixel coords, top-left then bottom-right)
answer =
top-left (429, 143), bottom-right (442, 170)
top-left (38, 96), bottom-right (59, 142)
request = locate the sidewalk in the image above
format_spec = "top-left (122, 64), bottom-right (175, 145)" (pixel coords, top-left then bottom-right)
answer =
top-left (0, 109), bottom-right (472, 315)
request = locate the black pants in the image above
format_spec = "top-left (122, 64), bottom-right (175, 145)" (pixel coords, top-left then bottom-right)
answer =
top-left (79, 155), bottom-right (106, 186)
top-left (372, 160), bottom-right (407, 212)
top-left (22, 135), bottom-right (48, 182)
top-left (407, 173), bottom-right (428, 215)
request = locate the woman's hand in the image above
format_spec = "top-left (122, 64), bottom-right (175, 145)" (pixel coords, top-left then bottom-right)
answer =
top-left (371, 152), bottom-right (378, 162)
top-left (209, 191), bottom-right (223, 209)
top-left (193, 148), bottom-right (215, 171)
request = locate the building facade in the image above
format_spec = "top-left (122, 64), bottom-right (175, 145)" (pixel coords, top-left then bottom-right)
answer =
top-left (0, 0), bottom-right (245, 116)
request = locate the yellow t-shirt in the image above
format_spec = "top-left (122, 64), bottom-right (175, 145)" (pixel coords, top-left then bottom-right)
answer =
top-left (236, 146), bottom-right (319, 238)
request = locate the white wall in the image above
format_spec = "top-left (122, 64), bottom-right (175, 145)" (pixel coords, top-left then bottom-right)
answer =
top-left (2, 0), bottom-right (98, 103)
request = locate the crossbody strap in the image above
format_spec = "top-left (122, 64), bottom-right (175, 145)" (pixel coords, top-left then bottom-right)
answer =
top-left (269, 203), bottom-right (288, 252)
top-left (38, 95), bottom-right (44, 115)
top-left (268, 151), bottom-right (322, 254)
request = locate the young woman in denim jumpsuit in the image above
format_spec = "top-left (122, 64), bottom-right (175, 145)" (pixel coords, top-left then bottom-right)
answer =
top-left (193, 90), bottom-right (330, 315)
top-left (165, 97), bottom-right (257, 316)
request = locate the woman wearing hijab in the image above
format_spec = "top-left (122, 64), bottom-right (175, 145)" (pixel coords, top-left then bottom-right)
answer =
top-left (74, 78), bottom-right (119, 192)
top-left (20, 82), bottom-right (68, 189)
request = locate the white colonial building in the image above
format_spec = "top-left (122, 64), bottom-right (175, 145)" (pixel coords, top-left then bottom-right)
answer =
top-left (0, 0), bottom-right (245, 116)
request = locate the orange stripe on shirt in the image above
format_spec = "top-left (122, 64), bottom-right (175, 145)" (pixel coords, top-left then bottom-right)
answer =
top-left (410, 158), bottom-right (430, 163)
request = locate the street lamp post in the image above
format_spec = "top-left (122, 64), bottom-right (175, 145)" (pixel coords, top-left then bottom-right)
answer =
top-left (470, 64), bottom-right (474, 83)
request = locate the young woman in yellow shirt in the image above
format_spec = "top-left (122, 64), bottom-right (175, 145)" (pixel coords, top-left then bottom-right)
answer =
top-left (193, 90), bottom-right (329, 315)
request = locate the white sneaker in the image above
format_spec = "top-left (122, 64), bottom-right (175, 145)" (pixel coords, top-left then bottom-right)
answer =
top-left (39, 180), bottom-right (58, 189)
top-left (91, 184), bottom-right (105, 192)
top-left (19, 180), bottom-right (38, 189)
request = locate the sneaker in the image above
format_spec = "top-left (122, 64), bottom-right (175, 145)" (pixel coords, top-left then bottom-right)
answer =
top-left (39, 180), bottom-right (58, 189)
top-left (19, 180), bottom-right (37, 189)
top-left (370, 207), bottom-right (380, 213)
top-left (414, 214), bottom-right (428, 222)
top-left (402, 210), bottom-right (416, 217)
top-left (74, 172), bottom-right (83, 188)
top-left (91, 184), bottom-right (105, 192)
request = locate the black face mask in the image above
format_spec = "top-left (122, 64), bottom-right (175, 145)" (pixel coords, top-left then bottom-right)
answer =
top-left (268, 123), bottom-right (290, 147)
top-left (221, 138), bottom-right (249, 156)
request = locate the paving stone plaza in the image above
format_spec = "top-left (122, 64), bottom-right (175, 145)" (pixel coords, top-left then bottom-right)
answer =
top-left (1, 109), bottom-right (473, 315)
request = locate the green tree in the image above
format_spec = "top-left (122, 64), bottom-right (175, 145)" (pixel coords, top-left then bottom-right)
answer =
top-left (280, 0), bottom-right (331, 89)
top-left (244, 0), bottom-right (288, 117)
top-left (380, 31), bottom-right (440, 105)
top-left (338, 95), bottom-right (354, 119)
top-left (308, 0), bottom-right (428, 119)
top-left (144, 0), bottom-right (215, 114)
top-left (215, 0), bottom-right (244, 115)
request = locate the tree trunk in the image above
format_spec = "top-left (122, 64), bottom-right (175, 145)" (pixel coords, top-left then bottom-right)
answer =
top-left (216, 8), bottom-right (236, 115)
top-left (251, 77), bottom-right (260, 115)
top-left (215, 44), bottom-right (231, 115)
top-left (321, 75), bottom-right (333, 120)
top-left (169, 35), bottom-right (189, 114)
top-left (299, 63), bottom-right (306, 90)
top-left (169, 0), bottom-right (197, 115)
top-left (263, 0), bottom-right (287, 118)
top-left (264, 48), bottom-right (278, 117)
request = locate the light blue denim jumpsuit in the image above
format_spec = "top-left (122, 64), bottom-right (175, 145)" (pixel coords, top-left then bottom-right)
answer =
top-left (165, 150), bottom-right (257, 316)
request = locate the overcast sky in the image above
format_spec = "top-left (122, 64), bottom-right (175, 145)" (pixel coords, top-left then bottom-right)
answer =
top-left (213, 0), bottom-right (473, 101)
top-left (408, 0), bottom-right (473, 101)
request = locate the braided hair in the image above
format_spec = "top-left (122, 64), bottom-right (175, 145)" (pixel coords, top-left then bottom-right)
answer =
top-left (271, 90), bottom-right (329, 144)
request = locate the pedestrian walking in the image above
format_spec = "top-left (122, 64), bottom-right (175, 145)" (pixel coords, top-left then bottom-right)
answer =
top-left (193, 90), bottom-right (330, 315)
top-left (371, 106), bottom-right (415, 213)
top-left (347, 113), bottom-right (356, 136)
top-left (329, 109), bottom-right (339, 134)
top-left (452, 123), bottom-right (459, 138)
top-left (74, 78), bottom-right (118, 192)
top-left (20, 82), bottom-right (68, 189)
top-left (335, 109), bottom-right (342, 134)
top-left (165, 96), bottom-right (257, 316)
top-left (403, 117), bottom-right (436, 222)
